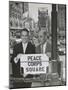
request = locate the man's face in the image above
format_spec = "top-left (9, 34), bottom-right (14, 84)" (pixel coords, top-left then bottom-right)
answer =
top-left (38, 31), bottom-right (47, 44)
top-left (21, 31), bottom-right (29, 43)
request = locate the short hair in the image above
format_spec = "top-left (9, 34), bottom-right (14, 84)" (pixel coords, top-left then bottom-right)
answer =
top-left (21, 28), bottom-right (29, 35)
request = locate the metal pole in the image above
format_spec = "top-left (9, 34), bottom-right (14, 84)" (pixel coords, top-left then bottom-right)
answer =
top-left (51, 4), bottom-right (58, 73)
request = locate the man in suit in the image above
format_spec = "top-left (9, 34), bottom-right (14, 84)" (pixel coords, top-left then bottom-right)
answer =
top-left (36, 30), bottom-right (51, 58)
top-left (31, 30), bottom-right (51, 87)
top-left (11, 28), bottom-right (35, 88)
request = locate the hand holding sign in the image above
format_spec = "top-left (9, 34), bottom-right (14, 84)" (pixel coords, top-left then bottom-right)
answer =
top-left (14, 54), bottom-right (23, 63)
top-left (14, 57), bottom-right (18, 63)
top-left (46, 52), bottom-right (51, 58)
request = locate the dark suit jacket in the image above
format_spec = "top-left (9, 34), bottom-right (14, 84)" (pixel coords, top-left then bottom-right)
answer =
top-left (36, 41), bottom-right (51, 54)
top-left (11, 42), bottom-right (35, 77)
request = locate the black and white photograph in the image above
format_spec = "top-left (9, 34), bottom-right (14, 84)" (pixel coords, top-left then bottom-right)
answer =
top-left (9, 1), bottom-right (66, 89)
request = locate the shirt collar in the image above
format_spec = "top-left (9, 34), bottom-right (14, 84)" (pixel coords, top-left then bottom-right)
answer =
top-left (43, 41), bottom-right (47, 46)
top-left (22, 42), bottom-right (28, 45)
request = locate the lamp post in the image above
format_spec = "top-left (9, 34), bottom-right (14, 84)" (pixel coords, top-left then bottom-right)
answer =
top-left (51, 4), bottom-right (58, 73)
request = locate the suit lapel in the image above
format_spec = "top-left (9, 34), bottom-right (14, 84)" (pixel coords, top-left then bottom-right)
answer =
top-left (25, 42), bottom-right (29, 54)
top-left (20, 42), bottom-right (24, 54)
top-left (45, 42), bottom-right (48, 53)
top-left (39, 45), bottom-right (42, 53)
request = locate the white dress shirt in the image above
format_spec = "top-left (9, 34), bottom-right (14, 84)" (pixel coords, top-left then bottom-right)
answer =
top-left (42, 42), bottom-right (47, 54)
top-left (22, 43), bottom-right (28, 53)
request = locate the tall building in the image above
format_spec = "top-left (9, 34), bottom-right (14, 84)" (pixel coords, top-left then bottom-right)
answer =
top-left (9, 1), bottom-right (28, 29)
top-left (57, 5), bottom-right (66, 37)
top-left (38, 8), bottom-right (48, 31)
